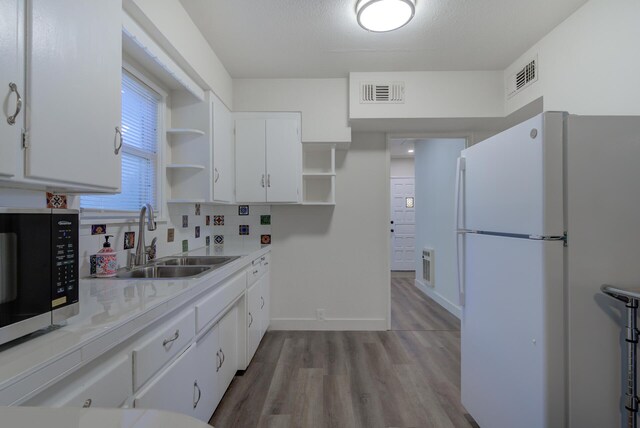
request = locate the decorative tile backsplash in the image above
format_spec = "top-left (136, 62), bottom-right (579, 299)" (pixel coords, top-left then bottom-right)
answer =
top-left (91, 224), bottom-right (107, 235)
top-left (46, 192), bottom-right (68, 209)
top-left (238, 205), bottom-right (249, 216)
top-left (77, 203), bottom-right (271, 278)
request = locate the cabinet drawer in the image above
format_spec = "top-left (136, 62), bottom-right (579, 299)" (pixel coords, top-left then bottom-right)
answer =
top-left (132, 310), bottom-right (195, 390)
top-left (247, 260), bottom-right (265, 287)
top-left (23, 353), bottom-right (131, 409)
top-left (195, 271), bottom-right (245, 332)
top-left (59, 354), bottom-right (131, 408)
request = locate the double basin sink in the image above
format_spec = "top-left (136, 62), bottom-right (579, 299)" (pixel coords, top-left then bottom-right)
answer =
top-left (113, 256), bottom-right (241, 279)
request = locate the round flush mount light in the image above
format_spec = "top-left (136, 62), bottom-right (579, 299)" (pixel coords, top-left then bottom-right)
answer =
top-left (356, 0), bottom-right (416, 33)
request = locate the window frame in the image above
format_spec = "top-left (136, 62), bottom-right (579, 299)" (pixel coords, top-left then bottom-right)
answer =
top-left (80, 61), bottom-right (167, 223)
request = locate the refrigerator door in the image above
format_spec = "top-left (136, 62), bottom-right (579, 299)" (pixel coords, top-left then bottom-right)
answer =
top-left (461, 112), bottom-right (564, 237)
top-left (461, 233), bottom-right (564, 428)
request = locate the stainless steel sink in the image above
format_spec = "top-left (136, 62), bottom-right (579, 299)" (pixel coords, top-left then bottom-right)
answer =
top-left (154, 256), bottom-right (240, 267)
top-left (114, 265), bottom-right (212, 279)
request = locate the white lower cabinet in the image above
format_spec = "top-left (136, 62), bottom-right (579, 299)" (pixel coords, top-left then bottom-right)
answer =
top-left (193, 322), bottom-right (221, 422)
top-left (192, 306), bottom-right (238, 422)
top-left (247, 278), bottom-right (262, 363)
top-left (133, 344), bottom-right (198, 418)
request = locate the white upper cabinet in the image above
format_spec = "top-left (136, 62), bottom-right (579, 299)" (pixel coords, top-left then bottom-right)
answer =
top-left (0, 0), bottom-right (22, 178)
top-left (211, 94), bottom-right (234, 203)
top-left (168, 91), bottom-right (235, 204)
top-left (235, 112), bottom-right (301, 204)
top-left (24, 0), bottom-right (121, 191)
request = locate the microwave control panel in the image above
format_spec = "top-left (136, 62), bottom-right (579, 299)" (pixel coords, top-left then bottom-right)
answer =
top-left (52, 214), bottom-right (79, 308)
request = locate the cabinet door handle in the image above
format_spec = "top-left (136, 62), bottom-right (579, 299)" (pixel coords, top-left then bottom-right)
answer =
top-left (216, 351), bottom-right (221, 372)
top-left (7, 82), bottom-right (22, 125)
top-left (220, 348), bottom-right (225, 366)
top-left (248, 312), bottom-right (253, 327)
top-left (82, 398), bottom-right (92, 408)
top-left (214, 168), bottom-right (220, 183)
top-left (263, 262), bottom-right (269, 266)
top-left (267, 174), bottom-right (271, 187)
top-left (261, 296), bottom-right (264, 309)
top-left (253, 269), bottom-right (259, 275)
top-left (114, 126), bottom-right (123, 155)
top-left (261, 174), bottom-right (265, 188)
top-left (162, 329), bottom-right (180, 347)
top-left (193, 381), bottom-right (201, 409)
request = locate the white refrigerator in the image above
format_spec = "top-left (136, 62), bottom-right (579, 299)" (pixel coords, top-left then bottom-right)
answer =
top-left (456, 112), bottom-right (567, 427)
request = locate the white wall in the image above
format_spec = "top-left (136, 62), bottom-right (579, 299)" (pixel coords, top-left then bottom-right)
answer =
top-left (349, 71), bottom-right (504, 119)
top-left (269, 132), bottom-right (389, 330)
top-left (124, 0), bottom-right (233, 108)
top-left (233, 78), bottom-right (352, 143)
top-left (505, 0), bottom-right (640, 115)
top-left (390, 158), bottom-right (415, 177)
top-left (414, 139), bottom-right (466, 318)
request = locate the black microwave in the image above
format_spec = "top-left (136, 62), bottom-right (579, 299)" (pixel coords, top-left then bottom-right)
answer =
top-left (0, 208), bottom-right (79, 346)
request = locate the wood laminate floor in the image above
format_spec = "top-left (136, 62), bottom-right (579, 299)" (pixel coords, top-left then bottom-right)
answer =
top-left (210, 277), bottom-right (474, 428)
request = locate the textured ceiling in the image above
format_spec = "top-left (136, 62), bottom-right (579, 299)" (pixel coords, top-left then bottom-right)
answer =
top-left (180, 0), bottom-right (588, 78)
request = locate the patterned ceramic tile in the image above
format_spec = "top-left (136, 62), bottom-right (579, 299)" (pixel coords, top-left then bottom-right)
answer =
top-left (205, 236), bottom-right (210, 246)
top-left (46, 192), bottom-right (67, 209)
top-left (260, 215), bottom-right (271, 225)
top-left (206, 215), bottom-right (211, 226)
top-left (214, 235), bottom-right (224, 245)
top-left (90, 255), bottom-right (97, 276)
top-left (195, 226), bottom-right (200, 238)
top-left (91, 224), bottom-right (107, 235)
top-left (182, 240), bottom-right (189, 252)
top-left (261, 234), bottom-right (271, 245)
top-left (238, 205), bottom-right (249, 216)
top-left (182, 215), bottom-right (188, 228)
top-left (239, 225), bottom-right (249, 236)
top-left (124, 232), bottom-right (135, 250)
top-left (213, 215), bottom-right (224, 226)
top-left (167, 228), bottom-right (175, 242)
top-left (195, 203), bottom-right (201, 216)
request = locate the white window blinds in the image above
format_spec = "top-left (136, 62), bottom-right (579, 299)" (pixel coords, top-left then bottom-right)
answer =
top-left (82, 70), bottom-right (159, 212)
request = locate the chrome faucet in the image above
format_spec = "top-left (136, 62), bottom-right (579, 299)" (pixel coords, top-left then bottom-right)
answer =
top-left (128, 203), bottom-right (157, 268)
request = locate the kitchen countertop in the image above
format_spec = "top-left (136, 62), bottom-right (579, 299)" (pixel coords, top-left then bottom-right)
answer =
top-left (0, 243), bottom-right (269, 404)
top-left (0, 406), bottom-right (211, 428)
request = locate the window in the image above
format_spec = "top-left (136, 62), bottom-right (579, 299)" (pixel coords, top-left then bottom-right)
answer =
top-left (82, 69), bottom-right (161, 213)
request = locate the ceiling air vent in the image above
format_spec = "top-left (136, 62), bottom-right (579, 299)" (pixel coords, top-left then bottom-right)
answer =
top-left (507, 56), bottom-right (538, 99)
top-left (360, 82), bottom-right (405, 104)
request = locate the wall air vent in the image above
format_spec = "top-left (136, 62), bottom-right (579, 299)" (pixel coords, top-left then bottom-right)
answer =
top-left (507, 56), bottom-right (538, 99)
top-left (422, 248), bottom-right (434, 287)
top-left (360, 82), bottom-right (405, 104)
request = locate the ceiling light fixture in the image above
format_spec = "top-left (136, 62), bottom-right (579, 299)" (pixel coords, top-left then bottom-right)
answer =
top-left (356, 0), bottom-right (416, 33)
top-left (408, 149), bottom-right (414, 153)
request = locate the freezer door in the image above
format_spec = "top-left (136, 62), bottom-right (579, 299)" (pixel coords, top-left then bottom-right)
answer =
top-left (461, 112), bottom-right (564, 237)
top-left (461, 233), bottom-right (564, 428)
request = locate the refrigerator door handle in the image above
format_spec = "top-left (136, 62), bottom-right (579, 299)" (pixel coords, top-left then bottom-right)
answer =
top-left (455, 157), bottom-right (466, 306)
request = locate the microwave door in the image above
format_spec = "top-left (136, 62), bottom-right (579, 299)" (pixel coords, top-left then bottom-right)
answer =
top-left (0, 213), bottom-right (52, 343)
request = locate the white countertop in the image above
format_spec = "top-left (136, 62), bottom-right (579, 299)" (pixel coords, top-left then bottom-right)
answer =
top-left (0, 406), bottom-right (211, 428)
top-left (0, 243), bottom-right (269, 403)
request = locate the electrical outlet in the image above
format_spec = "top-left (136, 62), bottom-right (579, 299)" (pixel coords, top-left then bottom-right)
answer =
top-left (316, 309), bottom-right (325, 321)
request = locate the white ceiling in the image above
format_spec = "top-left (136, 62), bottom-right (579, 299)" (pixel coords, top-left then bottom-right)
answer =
top-left (180, 0), bottom-right (588, 79)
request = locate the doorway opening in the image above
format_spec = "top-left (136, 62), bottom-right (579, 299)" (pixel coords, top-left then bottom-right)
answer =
top-left (388, 137), bottom-right (467, 331)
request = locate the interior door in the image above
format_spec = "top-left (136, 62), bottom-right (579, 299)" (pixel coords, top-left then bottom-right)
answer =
top-left (390, 177), bottom-right (416, 271)
top-left (26, 0), bottom-right (121, 190)
top-left (265, 118), bottom-right (300, 203)
top-left (0, 0), bottom-right (22, 178)
top-left (235, 118), bottom-right (266, 202)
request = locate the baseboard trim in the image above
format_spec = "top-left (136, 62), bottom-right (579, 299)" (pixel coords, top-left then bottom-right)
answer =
top-left (269, 318), bottom-right (388, 331)
top-left (414, 279), bottom-right (462, 319)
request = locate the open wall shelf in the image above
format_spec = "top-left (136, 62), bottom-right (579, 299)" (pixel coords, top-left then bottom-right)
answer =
top-left (302, 143), bottom-right (336, 205)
